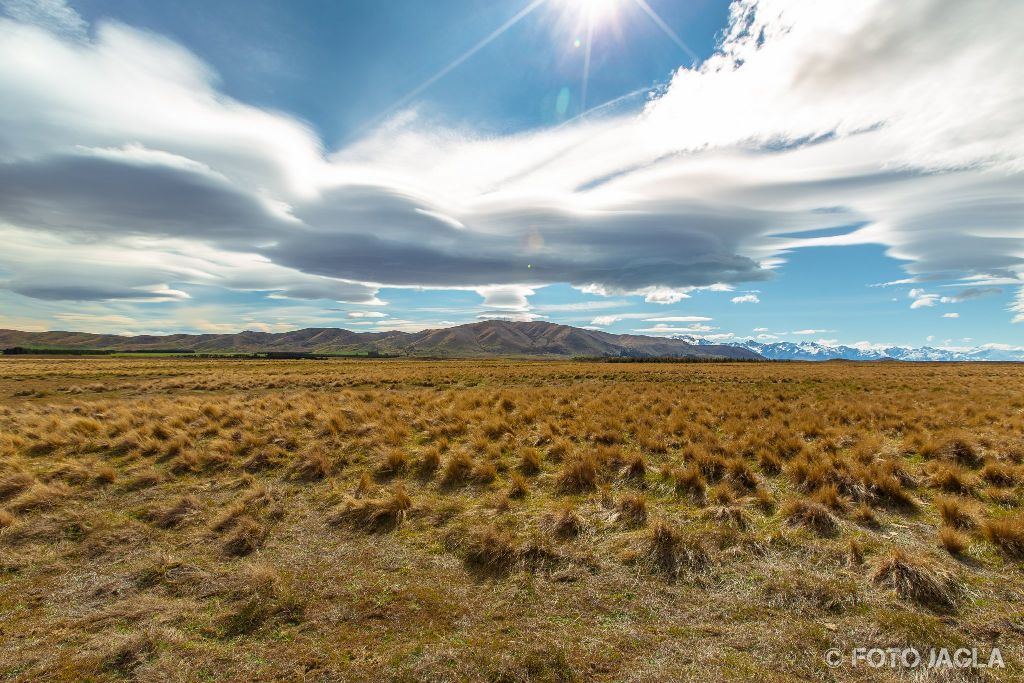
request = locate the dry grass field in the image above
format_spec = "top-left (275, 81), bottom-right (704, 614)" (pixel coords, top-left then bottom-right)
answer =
top-left (1, 358), bottom-right (1023, 682)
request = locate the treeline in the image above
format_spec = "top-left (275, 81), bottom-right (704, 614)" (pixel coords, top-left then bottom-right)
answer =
top-left (2, 347), bottom-right (195, 356)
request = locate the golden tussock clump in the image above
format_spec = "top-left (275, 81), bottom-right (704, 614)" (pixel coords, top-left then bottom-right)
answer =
top-left (458, 524), bottom-right (520, 573)
top-left (142, 495), bottom-right (200, 529)
top-left (518, 447), bottom-right (542, 475)
top-left (981, 514), bottom-right (1024, 558)
top-left (7, 482), bottom-right (67, 513)
top-left (616, 493), bottom-right (648, 528)
top-left (0, 471), bottom-right (34, 501)
top-left (441, 451), bottom-right (474, 487)
top-left (927, 463), bottom-right (976, 495)
top-left (222, 515), bottom-right (267, 557)
top-left (871, 549), bottom-right (965, 609)
top-left (934, 495), bottom-right (978, 530)
top-left (643, 519), bottom-right (710, 581)
top-left (289, 449), bottom-right (331, 482)
top-left (556, 455), bottom-right (598, 493)
top-left (330, 485), bottom-right (412, 532)
top-left (507, 472), bottom-right (528, 499)
top-left (671, 464), bottom-right (706, 502)
top-left (547, 503), bottom-right (585, 539)
top-left (938, 526), bottom-right (970, 556)
top-left (0, 508), bottom-right (13, 529)
top-left (415, 446), bottom-right (441, 477)
top-left (376, 448), bottom-right (409, 477)
top-left (782, 498), bottom-right (840, 537)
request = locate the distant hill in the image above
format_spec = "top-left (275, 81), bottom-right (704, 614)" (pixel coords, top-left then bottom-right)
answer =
top-left (0, 321), bottom-right (761, 360)
top-left (675, 336), bottom-right (1024, 362)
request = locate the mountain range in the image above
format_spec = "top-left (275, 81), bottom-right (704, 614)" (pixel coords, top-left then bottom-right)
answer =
top-left (0, 321), bottom-right (759, 360)
top-left (676, 336), bottom-right (1024, 362)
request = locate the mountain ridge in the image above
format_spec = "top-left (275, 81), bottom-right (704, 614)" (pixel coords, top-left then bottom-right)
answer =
top-left (0, 321), bottom-right (760, 360)
top-left (675, 336), bottom-right (1024, 362)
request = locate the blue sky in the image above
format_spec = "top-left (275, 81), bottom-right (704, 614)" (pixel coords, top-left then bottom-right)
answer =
top-left (0, 0), bottom-right (1022, 350)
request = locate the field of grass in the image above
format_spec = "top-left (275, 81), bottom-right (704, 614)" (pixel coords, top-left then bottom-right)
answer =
top-left (1, 358), bottom-right (1022, 681)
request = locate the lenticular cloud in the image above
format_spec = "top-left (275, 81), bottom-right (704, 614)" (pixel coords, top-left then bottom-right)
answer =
top-left (0, 0), bottom-right (1021, 317)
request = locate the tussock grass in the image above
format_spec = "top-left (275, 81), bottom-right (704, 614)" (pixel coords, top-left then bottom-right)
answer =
top-left (782, 498), bottom-right (840, 536)
top-left (616, 493), bottom-right (647, 528)
top-left (222, 516), bottom-right (266, 557)
top-left (981, 514), bottom-right (1024, 558)
top-left (935, 495), bottom-right (978, 530)
top-left (938, 527), bottom-right (970, 556)
top-left (0, 471), bottom-right (34, 501)
top-left (3, 358), bottom-right (1024, 681)
top-left (330, 485), bottom-right (412, 532)
top-left (142, 495), bottom-right (199, 529)
top-left (556, 456), bottom-right (598, 493)
top-left (547, 504), bottom-right (585, 539)
top-left (871, 550), bottom-right (965, 609)
top-left (643, 519), bottom-right (710, 581)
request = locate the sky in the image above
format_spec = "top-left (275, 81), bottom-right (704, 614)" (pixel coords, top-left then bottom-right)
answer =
top-left (0, 0), bottom-right (1022, 351)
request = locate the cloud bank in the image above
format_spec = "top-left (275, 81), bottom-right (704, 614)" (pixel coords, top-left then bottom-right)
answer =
top-left (0, 0), bottom-right (1022, 325)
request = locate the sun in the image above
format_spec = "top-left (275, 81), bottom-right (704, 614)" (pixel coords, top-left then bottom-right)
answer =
top-left (566, 0), bottom-right (620, 23)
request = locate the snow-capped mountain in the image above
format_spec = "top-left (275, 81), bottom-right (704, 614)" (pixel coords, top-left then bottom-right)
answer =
top-left (673, 337), bottom-right (1024, 362)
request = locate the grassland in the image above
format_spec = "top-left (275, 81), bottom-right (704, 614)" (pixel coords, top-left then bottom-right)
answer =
top-left (1, 358), bottom-right (1022, 682)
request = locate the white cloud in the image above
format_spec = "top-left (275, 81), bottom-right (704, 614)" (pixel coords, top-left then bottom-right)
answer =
top-left (644, 316), bottom-right (713, 323)
top-left (588, 312), bottom-right (711, 327)
top-left (347, 311), bottom-right (387, 318)
top-left (731, 294), bottom-right (760, 304)
top-left (475, 285), bottom-right (537, 311)
top-left (1, 0), bottom-right (86, 40)
top-left (633, 323), bottom-right (716, 335)
top-left (790, 328), bottom-right (830, 335)
top-left (1011, 287), bottom-right (1024, 323)
top-left (0, 0), bottom-right (1022, 326)
top-left (752, 327), bottom-right (769, 332)
top-left (942, 312), bottom-right (960, 319)
top-left (756, 333), bottom-right (778, 340)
